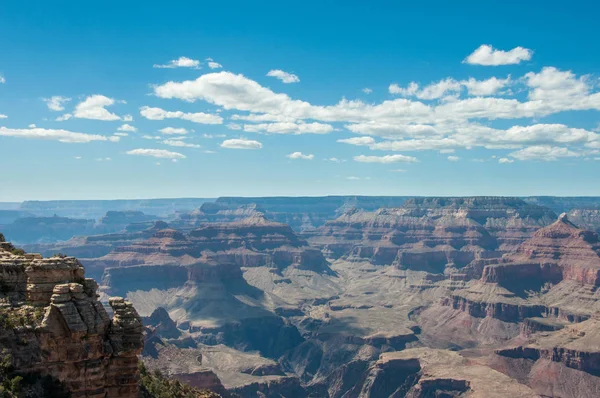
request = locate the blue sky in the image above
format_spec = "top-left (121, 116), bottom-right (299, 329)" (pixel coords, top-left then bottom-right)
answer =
top-left (1, 0), bottom-right (599, 201)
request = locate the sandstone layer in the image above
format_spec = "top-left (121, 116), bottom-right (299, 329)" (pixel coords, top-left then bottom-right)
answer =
top-left (306, 197), bottom-right (556, 274)
top-left (0, 237), bottom-right (144, 397)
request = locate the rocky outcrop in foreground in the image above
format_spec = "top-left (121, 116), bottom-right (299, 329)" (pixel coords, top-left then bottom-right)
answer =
top-left (0, 235), bottom-right (144, 397)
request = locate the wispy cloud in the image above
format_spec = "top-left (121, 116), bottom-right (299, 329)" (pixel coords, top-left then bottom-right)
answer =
top-left (162, 139), bottom-right (201, 148)
top-left (154, 56), bottom-right (200, 69)
top-left (206, 58), bottom-right (222, 69)
top-left (118, 124), bottom-right (137, 132)
top-left (337, 136), bottom-right (375, 146)
top-left (0, 126), bottom-right (120, 143)
top-left (159, 127), bottom-right (190, 135)
top-left (508, 145), bottom-right (580, 161)
top-left (43, 96), bottom-right (71, 111)
top-left (220, 138), bottom-right (262, 149)
top-left (354, 154), bottom-right (419, 163)
top-left (287, 151), bottom-right (314, 160)
top-left (126, 148), bottom-right (186, 159)
top-left (267, 69), bottom-right (300, 83)
top-left (140, 106), bottom-right (222, 124)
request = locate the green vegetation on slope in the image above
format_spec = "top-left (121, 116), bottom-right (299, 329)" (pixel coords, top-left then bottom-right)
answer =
top-left (139, 362), bottom-right (221, 398)
top-left (0, 353), bottom-right (69, 398)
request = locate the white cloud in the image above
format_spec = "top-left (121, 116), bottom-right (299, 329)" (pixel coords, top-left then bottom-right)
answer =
top-left (439, 149), bottom-right (455, 154)
top-left (220, 138), bottom-right (262, 149)
top-left (162, 139), bottom-right (201, 148)
top-left (130, 70), bottom-right (600, 125)
top-left (243, 122), bottom-right (334, 135)
top-left (96, 157), bottom-right (112, 161)
top-left (114, 132), bottom-right (129, 137)
top-left (126, 148), bottom-right (186, 159)
top-left (123, 114), bottom-right (133, 122)
top-left (370, 138), bottom-right (459, 151)
top-left (464, 44), bottom-right (533, 66)
top-left (154, 56), bottom-right (200, 69)
top-left (202, 133), bottom-right (225, 138)
top-left (345, 123), bottom-right (438, 139)
top-left (389, 82), bottom-right (419, 96)
top-left (509, 145), bottom-right (581, 161)
top-left (206, 58), bottom-right (223, 69)
top-left (140, 106), bottom-right (222, 124)
top-left (327, 157), bottom-right (345, 163)
top-left (0, 75), bottom-right (5, 84)
top-left (74, 156), bottom-right (82, 160)
top-left (159, 127), bottom-right (189, 135)
top-left (346, 176), bottom-right (361, 180)
top-left (118, 124), bottom-right (137, 132)
top-left (354, 154), bottom-right (418, 163)
top-left (362, 88), bottom-right (373, 94)
top-left (525, 67), bottom-right (590, 102)
top-left (0, 114), bottom-right (7, 119)
top-left (337, 136), bottom-right (376, 146)
top-left (447, 155), bottom-right (460, 161)
top-left (232, 113), bottom-right (296, 123)
top-left (28, 124), bottom-right (36, 128)
top-left (287, 151), bottom-right (314, 160)
top-left (416, 78), bottom-right (462, 100)
top-left (227, 123), bottom-right (242, 130)
top-left (390, 169), bottom-right (407, 172)
top-left (0, 126), bottom-right (120, 143)
top-left (498, 157), bottom-right (514, 164)
top-left (391, 77), bottom-right (510, 99)
top-left (73, 95), bottom-right (121, 121)
top-left (151, 70), bottom-right (600, 160)
top-left (462, 76), bottom-right (511, 96)
top-left (266, 69), bottom-right (300, 83)
top-left (56, 113), bottom-right (72, 121)
top-left (43, 96), bottom-right (71, 111)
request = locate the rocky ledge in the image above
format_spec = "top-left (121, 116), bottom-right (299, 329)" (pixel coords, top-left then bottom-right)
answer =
top-left (0, 236), bottom-right (144, 397)
top-left (493, 314), bottom-right (600, 396)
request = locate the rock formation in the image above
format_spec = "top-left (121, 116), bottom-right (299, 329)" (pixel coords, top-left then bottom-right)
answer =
top-left (95, 214), bottom-right (331, 291)
top-left (306, 197), bottom-right (556, 273)
top-left (493, 313), bottom-right (600, 397)
top-left (0, 237), bottom-right (144, 397)
top-left (9, 196), bottom-right (600, 397)
top-left (418, 213), bottom-right (600, 350)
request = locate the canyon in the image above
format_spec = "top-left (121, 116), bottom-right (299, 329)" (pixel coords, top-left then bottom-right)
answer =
top-left (2, 196), bottom-right (600, 397)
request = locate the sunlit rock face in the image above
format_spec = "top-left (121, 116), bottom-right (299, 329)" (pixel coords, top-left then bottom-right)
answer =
top-left (0, 240), bottom-right (144, 398)
top-left (306, 197), bottom-right (556, 275)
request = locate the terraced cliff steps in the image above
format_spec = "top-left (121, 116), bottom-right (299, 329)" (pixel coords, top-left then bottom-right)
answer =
top-left (306, 197), bottom-right (556, 272)
top-left (0, 234), bottom-right (144, 397)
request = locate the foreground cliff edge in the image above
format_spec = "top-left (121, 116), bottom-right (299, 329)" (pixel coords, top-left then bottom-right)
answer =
top-left (0, 232), bottom-right (146, 397)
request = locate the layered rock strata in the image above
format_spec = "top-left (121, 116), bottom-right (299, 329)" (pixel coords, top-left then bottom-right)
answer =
top-left (0, 240), bottom-right (144, 397)
top-left (96, 215), bottom-right (331, 295)
top-left (306, 197), bottom-right (556, 274)
top-left (420, 213), bottom-right (600, 349)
